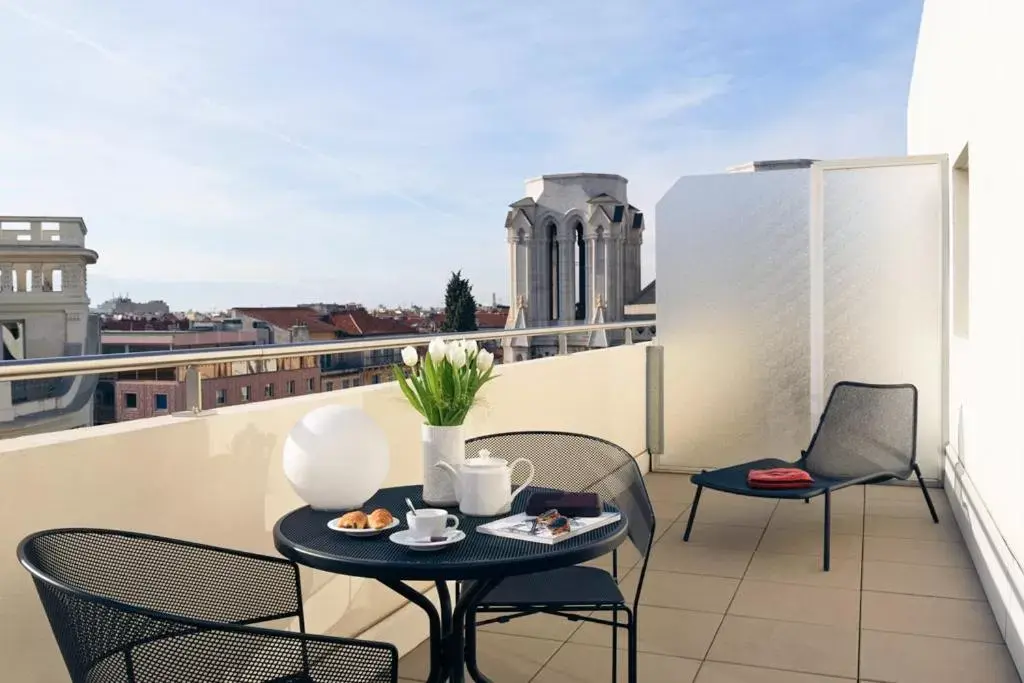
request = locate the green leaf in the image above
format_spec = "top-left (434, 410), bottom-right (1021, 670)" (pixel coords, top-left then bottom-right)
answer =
top-left (411, 371), bottom-right (440, 425)
top-left (392, 365), bottom-right (425, 418)
top-left (422, 353), bottom-right (444, 407)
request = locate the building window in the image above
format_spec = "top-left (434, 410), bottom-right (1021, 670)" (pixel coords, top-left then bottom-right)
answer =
top-left (325, 381), bottom-right (334, 391)
top-left (547, 221), bottom-right (560, 320)
top-left (372, 375), bottom-right (381, 384)
top-left (353, 378), bottom-right (362, 387)
top-left (306, 378), bottom-right (315, 391)
top-left (241, 385), bottom-right (251, 402)
top-left (286, 380), bottom-right (296, 394)
top-left (1, 320), bottom-right (25, 360)
top-left (342, 379), bottom-right (350, 389)
top-left (265, 384), bottom-right (275, 398)
top-left (125, 392), bottom-right (138, 409)
top-left (154, 393), bottom-right (168, 411)
top-left (574, 221), bottom-right (587, 321)
top-left (215, 389), bottom-right (227, 405)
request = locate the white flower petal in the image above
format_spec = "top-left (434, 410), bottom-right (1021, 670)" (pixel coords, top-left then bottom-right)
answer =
top-left (427, 338), bottom-right (447, 364)
top-left (447, 344), bottom-right (468, 368)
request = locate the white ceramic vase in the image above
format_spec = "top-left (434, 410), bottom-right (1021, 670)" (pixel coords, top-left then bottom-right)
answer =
top-left (421, 423), bottom-right (464, 507)
top-left (282, 404), bottom-right (390, 511)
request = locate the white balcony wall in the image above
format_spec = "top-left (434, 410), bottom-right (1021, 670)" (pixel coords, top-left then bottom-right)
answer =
top-left (909, 0), bottom-right (1024, 675)
top-left (0, 344), bottom-right (650, 683)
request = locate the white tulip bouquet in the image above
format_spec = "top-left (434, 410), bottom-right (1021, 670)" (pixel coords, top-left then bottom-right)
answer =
top-left (392, 338), bottom-right (496, 426)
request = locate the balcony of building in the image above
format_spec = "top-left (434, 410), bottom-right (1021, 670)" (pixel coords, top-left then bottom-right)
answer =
top-left (0, 316), bottom-right (1019, 682)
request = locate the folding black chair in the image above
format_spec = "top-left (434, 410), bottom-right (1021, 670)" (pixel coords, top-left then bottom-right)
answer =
top-left (682, 381), bottom-right (939, 571)
top-left (462, 432), bottom-right (655, 683)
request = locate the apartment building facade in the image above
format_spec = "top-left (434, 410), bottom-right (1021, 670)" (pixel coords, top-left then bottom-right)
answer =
top-left (232, 306), bottom-right (419, 391)
top-left (95, 321), bottom-right (320, 423)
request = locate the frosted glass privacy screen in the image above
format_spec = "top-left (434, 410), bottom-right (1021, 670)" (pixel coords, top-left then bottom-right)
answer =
top-left (820, 164), bottom-right (945, 478)
top-left (656, 170), bottom-right (812, 470)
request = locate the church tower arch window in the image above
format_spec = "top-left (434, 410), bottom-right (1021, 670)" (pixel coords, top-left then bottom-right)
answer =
top-left (574, 221), bottom-right (587, 321)
top-left (546, 221), bottom-right (560, 320)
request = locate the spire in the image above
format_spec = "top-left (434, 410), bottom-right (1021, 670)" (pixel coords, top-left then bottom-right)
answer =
top-left (510, 294), bottom-right (529, 349)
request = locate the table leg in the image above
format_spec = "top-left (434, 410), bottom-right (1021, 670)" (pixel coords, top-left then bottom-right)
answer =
top-left (380, 578), bottom-right (501, 683)
top-left (453, 578), bottom-right (501, 683)
top-left (436, 580), bottom-right (453, 636)
top-left (380, 579), bottom-right (448, 683)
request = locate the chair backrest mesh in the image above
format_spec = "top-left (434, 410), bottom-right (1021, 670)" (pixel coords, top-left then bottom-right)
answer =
top-left (464, 432), bottom-right (655, 557)
top-left (21, 530), bottom-right (300, 623)
top-left (803, 382), bottom-right (917, 480)
top-left (19, 529), bottom-right (304, 682)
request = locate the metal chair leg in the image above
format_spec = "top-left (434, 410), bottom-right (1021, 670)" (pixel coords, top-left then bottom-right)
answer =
top-left (823, 489), bottom-right (832, 572)
top-left (913, 463), bottom-right (940, 523)
top-left (682, 482), bottom-right (703, 541)
top-left (627, 608), bottom-right (638, 683)
top-left (611, 607), bottom-right (618, 683)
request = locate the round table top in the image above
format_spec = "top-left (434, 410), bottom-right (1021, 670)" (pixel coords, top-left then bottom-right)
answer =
top-left (273, 485), bottom-right (628, 581)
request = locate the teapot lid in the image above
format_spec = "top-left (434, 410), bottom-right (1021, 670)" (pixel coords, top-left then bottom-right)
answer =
top-left (465, 449), bottom-right (504, 468)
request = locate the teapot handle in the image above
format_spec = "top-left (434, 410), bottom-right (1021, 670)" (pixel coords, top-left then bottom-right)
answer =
top-left (508, 458), bottom-right (536, 501)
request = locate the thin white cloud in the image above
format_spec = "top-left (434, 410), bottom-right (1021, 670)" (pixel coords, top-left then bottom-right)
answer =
top-left (0, 0), bottom-right (921, 310)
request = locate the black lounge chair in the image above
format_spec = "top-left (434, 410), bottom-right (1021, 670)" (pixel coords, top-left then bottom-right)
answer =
top-left (682, 381), bottom-right (939, 571)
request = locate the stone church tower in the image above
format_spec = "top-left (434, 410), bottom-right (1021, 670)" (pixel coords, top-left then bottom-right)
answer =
top-left (503, 173), bottom-right (644, 362)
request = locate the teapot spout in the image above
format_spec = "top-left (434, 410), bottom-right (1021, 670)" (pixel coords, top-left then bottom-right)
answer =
top-left (434, 461), bottom-right (460, 499)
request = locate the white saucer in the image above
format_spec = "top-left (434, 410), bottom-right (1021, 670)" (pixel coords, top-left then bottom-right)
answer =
top-left (390, 529), bottom-right (465, 551)
top-left (327, 517), bottom-right (400, 537)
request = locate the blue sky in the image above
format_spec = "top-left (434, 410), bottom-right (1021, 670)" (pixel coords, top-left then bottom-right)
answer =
top-left (0, 0), bottom-right (923, 311)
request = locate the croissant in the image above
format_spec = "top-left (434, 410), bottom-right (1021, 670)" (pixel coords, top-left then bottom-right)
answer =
top-left (367, 508), bottom-right (394, 530)
top-left (337, 511), bottom-right (368, 529)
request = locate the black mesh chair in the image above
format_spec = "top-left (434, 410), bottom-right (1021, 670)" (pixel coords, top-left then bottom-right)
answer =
top-left (462, 432), bottom-right (655, 683)
top-left (18, 528), bottom-right (398, 682)
top-left (683, 381), bottom-right (939, 571)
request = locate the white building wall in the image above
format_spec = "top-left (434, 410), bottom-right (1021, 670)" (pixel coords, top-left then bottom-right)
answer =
top-left (908, 0), bottom-right (1024, 674)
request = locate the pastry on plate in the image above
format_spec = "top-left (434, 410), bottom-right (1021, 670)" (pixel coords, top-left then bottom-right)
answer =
top-left (536, 509), bottom-right (559, 524)
top-left (336, 511), bottom-right (368, 529)
top-left (367, 508), bottom-right (394, 530)
top-left (548, 516), bottom-right (571, 536)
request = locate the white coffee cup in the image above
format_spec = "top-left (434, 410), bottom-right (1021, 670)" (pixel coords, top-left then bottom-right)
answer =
top-left (406, 509), bottom-right (460, 541)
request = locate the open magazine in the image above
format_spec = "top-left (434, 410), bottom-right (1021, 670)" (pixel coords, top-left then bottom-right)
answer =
top-left (476, 511), bottom-right (621, 545)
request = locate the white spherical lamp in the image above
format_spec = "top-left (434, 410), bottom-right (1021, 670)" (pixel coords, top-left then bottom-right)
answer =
top-left (282, 405), bottom-right (390, 511)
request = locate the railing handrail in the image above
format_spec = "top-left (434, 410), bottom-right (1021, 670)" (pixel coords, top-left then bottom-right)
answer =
top-left (0, 320), bottom-right (656, 382)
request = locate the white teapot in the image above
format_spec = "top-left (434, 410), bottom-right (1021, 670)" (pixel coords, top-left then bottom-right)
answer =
top-left (435, 450), bottom-right (536, 517)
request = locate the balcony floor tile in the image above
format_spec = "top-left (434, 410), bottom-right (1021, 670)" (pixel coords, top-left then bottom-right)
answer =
top-left (569, 605), bottom-right (723, 659)
top-left (533, 642), bottom-right (701, 683)
top-left (860, 630), bottom-right (1020, 683)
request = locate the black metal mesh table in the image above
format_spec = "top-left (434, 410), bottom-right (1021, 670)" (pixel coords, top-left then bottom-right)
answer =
top-left (274, 484), bottom-right (627, 683)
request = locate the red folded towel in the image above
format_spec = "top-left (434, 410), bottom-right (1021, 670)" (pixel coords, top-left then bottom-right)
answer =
top-left (747, 468), bottom-right (814, 489)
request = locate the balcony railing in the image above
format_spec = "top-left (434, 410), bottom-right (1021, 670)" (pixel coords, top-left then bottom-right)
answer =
top-left (0, 319), bottom-right (656, 415)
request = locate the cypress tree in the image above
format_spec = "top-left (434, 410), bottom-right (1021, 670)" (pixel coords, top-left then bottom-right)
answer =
top-left (440, 270), bottom-right (478, 332)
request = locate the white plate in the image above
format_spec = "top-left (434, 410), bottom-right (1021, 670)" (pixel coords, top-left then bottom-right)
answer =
top-left (327, 517), bottom-right (400, 537)
top-left (390, 529), bottom-right (466, 551)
